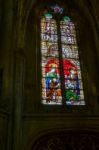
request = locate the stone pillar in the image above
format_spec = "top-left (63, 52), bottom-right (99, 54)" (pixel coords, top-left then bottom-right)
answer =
top-left (12, 50), bottom-right (25, 150)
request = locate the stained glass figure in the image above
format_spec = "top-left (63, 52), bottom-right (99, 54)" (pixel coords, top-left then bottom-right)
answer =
top-left (41, 10), bottom-right (85, 105)
top-left (60, 17), bottom-right (85, 105)
top-left (41, 14), bottom-right (62, 105)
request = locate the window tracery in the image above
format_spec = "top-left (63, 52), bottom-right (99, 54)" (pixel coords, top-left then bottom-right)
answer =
top-left (40, 5), bottom-right (85, 106)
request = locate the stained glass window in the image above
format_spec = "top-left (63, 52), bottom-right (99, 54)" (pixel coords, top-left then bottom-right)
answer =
top-left (41, 8), bottom-right (85, 106)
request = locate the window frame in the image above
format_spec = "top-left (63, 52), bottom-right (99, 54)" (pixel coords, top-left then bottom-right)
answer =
top-left (39, 6), bottom-right (86, 107)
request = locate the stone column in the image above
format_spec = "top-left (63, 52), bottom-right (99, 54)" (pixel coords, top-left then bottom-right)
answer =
top-left (12, 50), bottom-right (25, 150)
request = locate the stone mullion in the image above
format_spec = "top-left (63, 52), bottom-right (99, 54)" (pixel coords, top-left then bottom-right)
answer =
top-left (57, 20), bottom-right (66, 105)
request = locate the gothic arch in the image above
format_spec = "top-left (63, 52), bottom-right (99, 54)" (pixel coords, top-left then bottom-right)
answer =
top-left (23, 0), bottom-right (99, 114)
top-left (27, 129), bottom-right (99, 150)
top-left (23, 0), bottom-right (97, 44)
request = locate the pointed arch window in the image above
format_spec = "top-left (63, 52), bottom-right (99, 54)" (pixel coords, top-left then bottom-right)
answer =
top-left (40, 5), bottom-right (85, 105)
